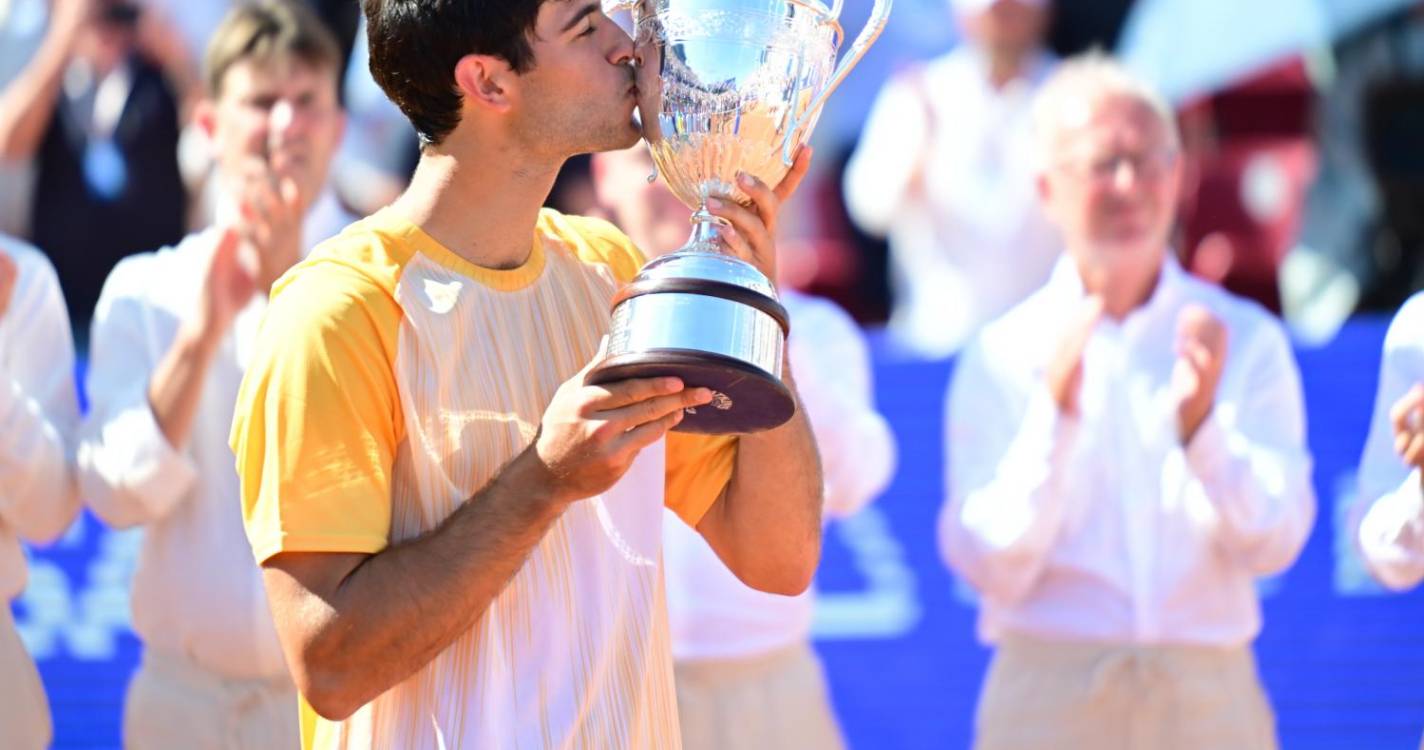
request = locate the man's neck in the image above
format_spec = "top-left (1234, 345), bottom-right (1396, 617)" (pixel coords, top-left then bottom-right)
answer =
top-left (983, 46), bottom-right (1034, 90)
top-left (393, 139), bottom-right (561, 271)
top-left (1074, 252), bottom-right (1164, 321)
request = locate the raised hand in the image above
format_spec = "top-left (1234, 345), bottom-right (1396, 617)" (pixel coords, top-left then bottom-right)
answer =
top-left (1173, 304), bottom-right (1229, 443)
top-left (1045, 295), bottom-right (1105, 417)
top-left (705, 145), bottom-right (813, 284)
top-left (235, 156), bottom-right (305, 292)
top-left (194, 227), bottom-right (258, 340)
top-left (1390, 383), bottom-right (1424, 470)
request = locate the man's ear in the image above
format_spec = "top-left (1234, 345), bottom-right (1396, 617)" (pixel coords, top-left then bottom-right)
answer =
top-left (453, 54), bottom-right (516, 113)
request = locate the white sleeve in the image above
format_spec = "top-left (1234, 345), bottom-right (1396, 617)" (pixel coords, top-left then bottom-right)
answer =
top-left (1185, 320), bottom-right (1316, 576)
top-left (938, 340), bottom-right (1080, 604)
top-left (1353, 298), bottom-right (1424, 590)
top-left (77, 260), bottom-right (200, 529)
top-left (842, 72), bottom-right (930, 237)
top-left (787, 298), bottom-right (896, 519)
top-left (0, 246), bottom-right (80, 543)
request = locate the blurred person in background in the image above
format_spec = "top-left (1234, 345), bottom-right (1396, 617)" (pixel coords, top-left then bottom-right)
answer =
top-left (0, 0), bottom-right (195, 339)
top-left (592, 142), bottom-right (897, 750)
top-left (0, 232), bottom-right (80, 750)
top-left (1353, 291), bottom-right (1424, 593)
top-left (939, 55), bottom-right (1315, 750)
top-left (328, 13), bottom-right (417, 217)
top-left (1281, 4), bottom-right (1424, 342)
top-left (75, 2), bottom-right (349, 746)
top-left (844, 0), bottom-right (1059, 358)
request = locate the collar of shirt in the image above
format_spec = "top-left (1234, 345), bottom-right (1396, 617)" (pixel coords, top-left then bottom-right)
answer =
top-left (1044, 251), bottom-right (1186, 344)
top-left (951, 45), bottom-right (1057, 103)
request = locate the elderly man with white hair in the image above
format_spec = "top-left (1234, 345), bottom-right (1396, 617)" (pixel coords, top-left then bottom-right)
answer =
top-left (938, 54), bottom-right (1315, 750)
top-left (845, 0), bottom-right (1059, 357)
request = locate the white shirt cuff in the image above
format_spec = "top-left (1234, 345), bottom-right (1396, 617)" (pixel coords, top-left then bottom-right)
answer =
top-left (1184, 410), bottom-right (1232, 479)
top-left (85, 402), bottom-right (201, 523)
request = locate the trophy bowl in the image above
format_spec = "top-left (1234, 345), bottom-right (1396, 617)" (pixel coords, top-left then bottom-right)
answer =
top-left (589, 0), bottom-right (891, 434)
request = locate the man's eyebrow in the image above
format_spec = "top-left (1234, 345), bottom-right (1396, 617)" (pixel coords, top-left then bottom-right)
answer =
top-left (560, 1), bottom-right (601, 33)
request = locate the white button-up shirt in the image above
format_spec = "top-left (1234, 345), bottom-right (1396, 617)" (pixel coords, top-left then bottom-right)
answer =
top-left (940, 255), bottom-right (1316, 646)
top-left (663, 291), bottom-right (897, 661)
top-left (844, 47), bottom-right (1061, 358)
top-left (1354, 292), bottom-right (1424, 591)
top-left (0, 235), bottom-right (79, 602)
top-left (76, 191), bottom-right (353, 680)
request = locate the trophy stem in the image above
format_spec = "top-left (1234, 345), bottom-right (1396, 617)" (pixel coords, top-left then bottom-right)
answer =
top-left (686, 202), bottom-right (730, 254)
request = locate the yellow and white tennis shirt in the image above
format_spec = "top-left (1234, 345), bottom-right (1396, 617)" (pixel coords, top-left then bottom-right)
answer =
top-left (230, 207), bottom-right (736, 749)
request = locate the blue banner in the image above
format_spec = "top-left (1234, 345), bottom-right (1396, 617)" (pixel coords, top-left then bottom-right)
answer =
top-left (15, 316), bottom-right (1424, 748)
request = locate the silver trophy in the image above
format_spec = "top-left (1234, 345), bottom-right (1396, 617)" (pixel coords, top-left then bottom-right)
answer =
top-left (590, 0), bottom-right (891, 434)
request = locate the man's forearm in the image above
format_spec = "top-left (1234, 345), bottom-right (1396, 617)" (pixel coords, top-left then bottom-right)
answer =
top-left (148, 323), bottom-right (223, 449)
top-left (0, 34), bottom-right (71, 161)
top-left (267, 446), bottom-right (568, 720)
top-left (697, 364), bottom-right (824, 595)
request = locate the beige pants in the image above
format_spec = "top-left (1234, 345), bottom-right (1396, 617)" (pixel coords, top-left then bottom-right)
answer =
top-left (123, 647), bottom-right (300, 750)
top-left (0, 607), bottom-right (52, 750)
top-left (975, 634), bottom-right (1278, 750)
top-left (675, 641), bottom-right (846, 750)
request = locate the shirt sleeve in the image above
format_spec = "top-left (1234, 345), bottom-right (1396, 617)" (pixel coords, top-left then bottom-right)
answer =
top-left (843, 70), bottom-right (931, 236)
top-left (664, 432), bottom-right (736, 527)
top-left (0, 245), bottom-right (80, 544)
top-left (1184, 318), bottom-right (1316, 576)
top-left (785, 296), bottom-right (895, 518)
top-left (78, 255), bottom-right (201, 528)
top-left (1353, 296), bottom-right (1424, 590)
top-left (938, 338), bottom-right (1081, 605)
top-left (231, 259), bottom-right (405, 564)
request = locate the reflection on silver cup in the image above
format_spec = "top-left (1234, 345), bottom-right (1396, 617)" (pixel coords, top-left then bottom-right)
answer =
top-left (590, 0), bottom-right (891, 434)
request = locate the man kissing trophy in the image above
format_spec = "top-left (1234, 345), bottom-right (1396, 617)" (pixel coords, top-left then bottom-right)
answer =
top-left (592, 0), bottom-right (892, 434)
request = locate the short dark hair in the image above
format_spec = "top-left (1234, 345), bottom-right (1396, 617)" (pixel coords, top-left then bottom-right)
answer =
top-left (363, 0), bottom-right (547, 145)
top-left (204, 0), bottom-right (344, 98)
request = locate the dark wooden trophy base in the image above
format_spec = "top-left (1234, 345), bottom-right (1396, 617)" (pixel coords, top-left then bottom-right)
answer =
top-left (587, 349), bottom-right (795, 434)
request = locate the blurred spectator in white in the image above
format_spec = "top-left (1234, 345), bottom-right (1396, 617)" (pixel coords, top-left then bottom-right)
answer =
top-left (0, 233), bottom-right (80, 750)
top-left (76, 2), bottom-right (349, 746)
top-left (1353, 291), bottom-right (1424, 591)
top-left (1281, 6), bottom-right (1424, 343)
top-left (592, 144), bottom-right (898, 750)
top-left (0, 0), bottom-right (195, 339)
top-left (844, 0), bottom-right (1059, 358)
top-left (940, 55), bottom-right (1315, 749)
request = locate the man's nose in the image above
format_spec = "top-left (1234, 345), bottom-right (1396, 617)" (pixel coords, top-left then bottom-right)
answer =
top-left (269, 100), bottom-right (299, 141)
top-left (1110, 158), bottom-right (1140, 193)
top-left (610, 23), bottom-right (636, 66)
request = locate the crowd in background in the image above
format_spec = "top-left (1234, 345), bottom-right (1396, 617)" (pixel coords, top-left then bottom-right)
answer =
top-left (1, 0), bottom-right (1423, 748)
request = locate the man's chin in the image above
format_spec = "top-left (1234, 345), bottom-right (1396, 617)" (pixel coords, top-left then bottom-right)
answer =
top-left (589, 124), bottom-right (643, 155)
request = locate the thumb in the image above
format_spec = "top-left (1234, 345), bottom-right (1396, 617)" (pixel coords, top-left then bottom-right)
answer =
top-left (211, 226), bottom-right (243, 267)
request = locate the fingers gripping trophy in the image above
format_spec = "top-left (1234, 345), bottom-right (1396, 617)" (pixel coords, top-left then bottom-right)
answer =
top-left (589, 0), bottom-right (891, 434)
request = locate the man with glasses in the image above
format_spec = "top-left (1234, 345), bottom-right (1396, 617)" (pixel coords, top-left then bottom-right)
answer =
top-left (938, 54), bottom-right (1315, 750)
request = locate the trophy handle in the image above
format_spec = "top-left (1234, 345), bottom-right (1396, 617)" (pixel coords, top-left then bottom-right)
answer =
top-left (601, 0), bottom-right (637, 12)
top-left (781, 0), bottom-right (892, 165)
